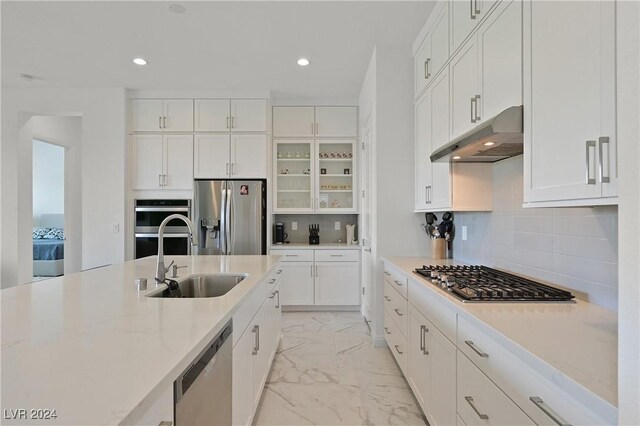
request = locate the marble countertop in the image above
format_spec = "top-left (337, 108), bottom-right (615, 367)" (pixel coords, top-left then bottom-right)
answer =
top-left (1, 255), bottom-right (281, 425)
top-left (269, 243), bottom-right (360, 250)
top-left (383, 256), bottom-right (618, 421)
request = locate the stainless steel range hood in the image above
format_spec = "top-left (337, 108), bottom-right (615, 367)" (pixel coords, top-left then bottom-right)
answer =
top-left (431, 106), bottom-right (523, 163)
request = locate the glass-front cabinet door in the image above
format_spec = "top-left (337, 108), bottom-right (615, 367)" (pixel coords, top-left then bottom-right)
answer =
top-left (274, 140), bottom-right (314, 211)
top-left (316, 140), bottom-right (356, 212)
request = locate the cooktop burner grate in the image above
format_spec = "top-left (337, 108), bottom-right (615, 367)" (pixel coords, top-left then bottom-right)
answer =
top-left (414, 265), bottom-right (575, 303)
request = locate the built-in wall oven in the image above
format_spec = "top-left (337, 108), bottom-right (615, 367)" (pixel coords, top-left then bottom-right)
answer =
top-left (134, 200), bottom-right (191, 259)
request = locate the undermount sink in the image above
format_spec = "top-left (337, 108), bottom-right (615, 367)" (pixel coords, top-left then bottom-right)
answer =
top-left (146, 274), bottom-right (247, 298)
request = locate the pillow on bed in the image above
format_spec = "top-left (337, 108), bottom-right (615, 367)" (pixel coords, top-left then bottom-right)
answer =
top-left (33, 228), bottom-right (50, 239)
top-left (43, 228), bottom-right (65, 240)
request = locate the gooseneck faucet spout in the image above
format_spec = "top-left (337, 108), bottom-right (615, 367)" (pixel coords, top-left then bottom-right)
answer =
top-left (156, 214), bottom-right (199, 283)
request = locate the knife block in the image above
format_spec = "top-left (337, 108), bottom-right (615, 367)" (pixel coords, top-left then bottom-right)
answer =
top-left (309, 235), bottom-right (320, 245)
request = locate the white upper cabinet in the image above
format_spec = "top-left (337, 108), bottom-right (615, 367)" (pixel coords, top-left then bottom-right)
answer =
top-left (415, 3), bottom-right (449, 98)
top-left (415, 91), bottom-right (432, 210)
top-left (477, 0), bottom-right (522, 121)
top-left (195, 99), bottom-right (268, 132)
top-left (450, 0), bottom-right (522, 140)
top-left (231, 100), bottom-right (268, 132)
top-left (130, 99), bottom-right (193, 132)
top-left (273, 107), bottom-right (315, 137)
top-left (450, 39), bottom-right (479, 139)
top-left (273, 106), bottom-right (357, 138)
top-left (451, 0), bottom-right (499, 53)
top-left (195, 99), bottom-right (230, 132)
top-left (133, 134), bottom-right (193, 190)
top-left (315, 107), bottom-right (358, 138)
top-left (524, 0), bottom-right (617, 205)
top-left (194, 134), bottom-right (267, 179)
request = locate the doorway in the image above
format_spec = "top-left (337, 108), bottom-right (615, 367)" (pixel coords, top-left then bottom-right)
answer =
top-left (32, 139), bottom-right (65, 279)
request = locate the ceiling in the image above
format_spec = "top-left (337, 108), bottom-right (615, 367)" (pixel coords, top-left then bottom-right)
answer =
top-left (1, 1), bottom-right (434, 100)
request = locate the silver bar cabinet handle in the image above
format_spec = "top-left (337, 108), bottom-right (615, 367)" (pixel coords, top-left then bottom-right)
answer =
top-left (226, 163), bottom-right (230, 175)
top-left (586, 140), bottom-right (596, 184)
top-left (252, 325), bottom-right (259, 355)
top-left (163, 116), bottom-right (167, 128)
top-left (158, 174), bottom-right (162, 187)
top-left (231, 163), bottom-right (235, 175)
top-left (159, 117), bottom-right (162, 129)
top-left (231, 116), bottom-right (235, 129)
top-left (311, 123), bottom-right (314, 134)
top-left (394, 279), bottom-right (403, 286)
top-left (530, 397), bottom-right (571, 426)
top-left (419, 325), bottom-right (426, 352)
top-left (384, 296), bottom-right (391, 301)
top-left (470, 0), bottom-right (476, 19)
top-left (394, 308), bottom-right (403, 317)
top-left (158, 421), bottom-right (172, 426)
top-left (424, 60), bottom-right (429, 79)
top-left (394, 345), bottom-right (403, 355)
top-left (465, 396), bottom-right (489, 420)
top-left (471, 97), bottom-right (477, 123)
top-left (421, 325), bottom-right (429, 355)
top-left (384, 327), bottom-right (391, 335)
top-left (227, 117), bottom-right (230, 129)
top-left (384, 271), bottom-right (391, 276)
top-left (474, 0), bottom-right (481, 16)
top-left (275, 290), bottom-right (280, 308)
top-left (474, 95), bottom-right (481, 121)
top-left (315, 122), bottom-right (319, 134)
top-left (315, 265), bottom-right (319, 277)
top-left (599, 136), bottom-right (610, 183)
top-left (163, 175), bottom-right (167, 187)
top-left (256, 325), bottom-right (260, 351)
top-left (465, 340), bottom-right (489, 357)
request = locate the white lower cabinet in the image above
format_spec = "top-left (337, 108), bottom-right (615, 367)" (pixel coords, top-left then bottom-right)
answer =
top-left (232, 271), bottom-right (282, 426)
top-left (457, 351), bottom-right (534, 426)
top-left (270, 249), bottom-right (360, 306)
top-left (135, 382), bottom-right (173, 425)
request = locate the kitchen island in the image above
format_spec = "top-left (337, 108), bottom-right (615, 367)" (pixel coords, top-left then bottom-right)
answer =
top-left (1, 255), bottom-right (281, 425)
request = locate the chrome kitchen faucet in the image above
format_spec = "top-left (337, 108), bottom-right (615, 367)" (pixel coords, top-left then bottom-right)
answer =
top-left (156, 214), bottom-right (199, 283)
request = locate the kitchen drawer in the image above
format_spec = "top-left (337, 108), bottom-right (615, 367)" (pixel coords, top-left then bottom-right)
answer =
top-left (314, 249), bottom-right (359, 262)
top-left (384, 310), bottom-right (408, 374)
top-left (409, 276), bottom-right (457, 343)
top-left (385, 283), bottom-right (408, 338)
top-left (457, 315), bottom-right (611, 426)
top-left (383, 265), bottom-right (408, 299)
top-left (266, 266), bottom-right (283, 292)
top-left (269, 249), bottom-right (314, 262)
top-left (458, 350), bottom-right (535, 426)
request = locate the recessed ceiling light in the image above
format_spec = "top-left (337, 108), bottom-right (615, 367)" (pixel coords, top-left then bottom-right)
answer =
top-left (483, 141), bottom-right (495, 146)
top-left (133, 58), bottom-right (147, 66)
top-left (297, 58), bottom-right (310, 66)
top-left (453, 156), bottom-right (462, 160)
top-left (169, 4), bottom-right (186, 14)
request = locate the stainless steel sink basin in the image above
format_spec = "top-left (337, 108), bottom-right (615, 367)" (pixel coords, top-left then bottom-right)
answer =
top-left (146, 274), bottom-right (246, 298)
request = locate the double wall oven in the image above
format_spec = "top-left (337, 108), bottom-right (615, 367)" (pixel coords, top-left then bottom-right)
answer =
top-left (134, 200), bottom-right (191, 259)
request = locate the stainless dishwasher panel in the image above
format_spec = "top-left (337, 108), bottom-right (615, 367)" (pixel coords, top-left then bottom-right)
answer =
top-left (175, 322), bottom-right (232, 425)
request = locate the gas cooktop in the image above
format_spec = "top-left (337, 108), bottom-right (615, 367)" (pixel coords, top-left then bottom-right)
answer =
top-left (414, 265), bottom-right (575, 303)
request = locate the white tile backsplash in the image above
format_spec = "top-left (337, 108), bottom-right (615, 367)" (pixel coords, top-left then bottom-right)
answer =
top-left (449, 156), bottom-right (618, 311)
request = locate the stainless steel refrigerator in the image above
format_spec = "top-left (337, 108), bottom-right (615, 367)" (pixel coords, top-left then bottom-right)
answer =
top-left (193, 180), bottom-right (266, 255)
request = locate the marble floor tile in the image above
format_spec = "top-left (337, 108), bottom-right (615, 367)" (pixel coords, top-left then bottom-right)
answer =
top-left (253, 311), bottom-right (426, 426)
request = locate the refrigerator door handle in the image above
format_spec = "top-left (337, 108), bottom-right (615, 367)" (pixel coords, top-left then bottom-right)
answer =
top-left (225, 183), bottom-right (232, 255)
top-left (227, 182), bottom-right (235, 255)
top-left (220, 181), bottom-right (227, 255)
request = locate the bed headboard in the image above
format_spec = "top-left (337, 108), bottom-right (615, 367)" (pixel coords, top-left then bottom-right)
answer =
top-left (39, 214), bottom-right (64, 229)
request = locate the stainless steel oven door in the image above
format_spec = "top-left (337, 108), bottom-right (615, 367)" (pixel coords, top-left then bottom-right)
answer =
top-left (134, 233), bottom-right (191, 259)
top-left (135, 206), bottom-right (190, 234)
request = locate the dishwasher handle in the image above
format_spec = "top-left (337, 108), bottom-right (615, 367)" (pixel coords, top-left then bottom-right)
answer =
top-left (175, 321), bottom-right (232, 403)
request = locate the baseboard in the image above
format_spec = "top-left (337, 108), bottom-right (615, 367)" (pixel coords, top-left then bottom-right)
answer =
top-left (372, 334), bottom-right (387, 348)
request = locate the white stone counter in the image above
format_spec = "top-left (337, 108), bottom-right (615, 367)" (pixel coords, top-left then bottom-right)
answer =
top-left (1, 255), bottom-right (281, 425)
top-left (383, 256), bottom-right (617, 422)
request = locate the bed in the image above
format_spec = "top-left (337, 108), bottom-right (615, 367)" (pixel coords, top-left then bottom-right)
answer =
top-left (33, 214), bottom-right (65, 277)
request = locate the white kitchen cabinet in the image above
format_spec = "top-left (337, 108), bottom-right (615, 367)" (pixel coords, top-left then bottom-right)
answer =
top-left (314, 107), bottom-right (358, 138)
top-left (273, 106), bottom-right (315, 137)
top-left (450, 0), bottom-right (522, 140)
top-left (131, 99), bottom-right (193, 132)
top-left (273, 106), bottom-right (357, 138)
top-left (408, 305), bottom-right (431, 414)
top-left (250, 305), bottom-right (267, 409)
top-left (195, 99), bottom-right (268, 132)
top-left (457, 351), bottom-right (535, 426)
top-left (451, 0), bottom-right (499, 54)
top-left (384, 309), bottom-right (408, 375)
top-left (277, 261), bottom-right (315, 305)
top-left (233, 322), bottom-right (254, 426)
top-left (271, 249), bottom-right (360, 306)
top-left (135, 382), bottom-right (173, 426)
top-left (194, 134), bottom-right (267, 179)
top-left (274, 139), bottom-right (356, 213)
top-left (415, 2), bottom-right (449, 98)
top-left (133, 134), bottom-right (193, 190)
top-left (524, 0), bottom-right (617, 205)
top-left (315, 262), bottom-right (360, 305)
top-left (265, 283), bottom-right (282, 364)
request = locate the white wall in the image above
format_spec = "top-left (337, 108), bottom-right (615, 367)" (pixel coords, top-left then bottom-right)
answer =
top-left (616, 1), bottom-right (640, 423)
top-left (1, 87), bottom-right (126, 287)
top-left (32, 140), bottom-right (64, 220)
top-left (359, 45), bottom-right (428, 344)
top-left (452, 157), bottom-right (618, 310)
top-left (30, 116), bottom-right (83, 275)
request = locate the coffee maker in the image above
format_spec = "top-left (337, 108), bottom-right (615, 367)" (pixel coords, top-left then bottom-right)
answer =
top-left (274, 223), bottom-right (288, 244)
